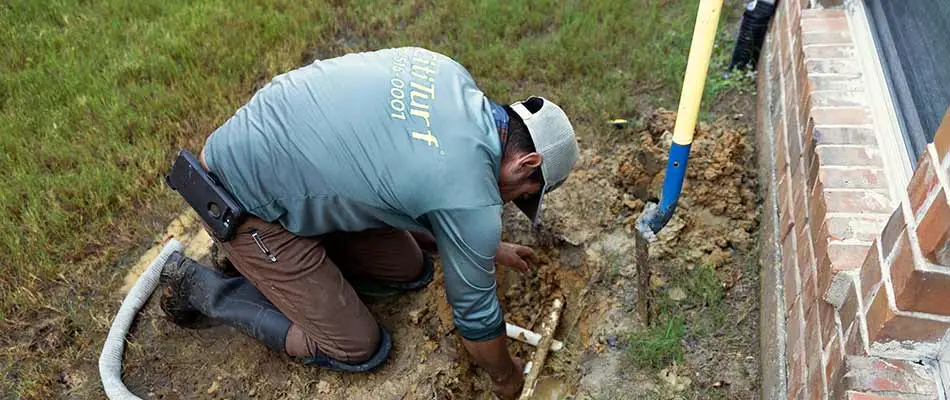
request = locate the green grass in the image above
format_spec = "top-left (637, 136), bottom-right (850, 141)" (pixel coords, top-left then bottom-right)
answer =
top-left (705, 27), bottom-right (758, 103)
top-left (623, 264), bottom-right (727, 371)
top-left (1, 0), bottom-right (743, 397)
top-left (624, 314), bottom-right (687, 370)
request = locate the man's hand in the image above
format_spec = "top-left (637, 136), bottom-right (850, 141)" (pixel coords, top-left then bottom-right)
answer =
top-left (495, 242), bottom-right (536, 272)
top-left (462, 336), bottom-right (525, 400)
top-left (493, 356), bottom-right (526, 399)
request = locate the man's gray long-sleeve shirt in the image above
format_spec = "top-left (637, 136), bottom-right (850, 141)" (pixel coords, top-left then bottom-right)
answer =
top-left (203, 47), bottom-right (506, 340)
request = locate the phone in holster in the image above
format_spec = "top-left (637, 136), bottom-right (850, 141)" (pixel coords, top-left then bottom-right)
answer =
top-left (166, 149), bottom-right (246, 241)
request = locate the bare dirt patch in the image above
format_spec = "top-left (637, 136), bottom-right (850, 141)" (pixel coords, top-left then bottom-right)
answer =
top-left (64, 109), bottom-right (758, 400)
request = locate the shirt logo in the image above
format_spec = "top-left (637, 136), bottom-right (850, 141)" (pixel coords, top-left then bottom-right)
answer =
top-left (388, 49), bottom-right (441, 148)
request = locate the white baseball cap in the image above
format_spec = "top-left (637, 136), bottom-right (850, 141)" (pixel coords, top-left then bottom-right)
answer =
top-left (509, 97), bottom-right (578, 224)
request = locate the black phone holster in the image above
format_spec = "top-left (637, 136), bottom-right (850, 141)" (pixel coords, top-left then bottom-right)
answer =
top-left (166, 149), bottom-right (247, 242)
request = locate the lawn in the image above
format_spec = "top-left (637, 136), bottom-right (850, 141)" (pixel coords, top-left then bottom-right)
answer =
top-left (0, 0), bottom-right (741, 397)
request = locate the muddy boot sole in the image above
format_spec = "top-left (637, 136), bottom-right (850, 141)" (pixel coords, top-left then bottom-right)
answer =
top-left (158, 251), bottom-right (207, 327)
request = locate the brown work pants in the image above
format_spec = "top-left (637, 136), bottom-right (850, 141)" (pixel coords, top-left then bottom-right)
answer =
top-left (218, 217), bottom-right (423, 363)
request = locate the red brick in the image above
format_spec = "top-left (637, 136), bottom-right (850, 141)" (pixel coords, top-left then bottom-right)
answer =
top-left (789, 387), bottom-right (804, 400)
top-left (798, 67), bottom-right (812, 116)
top-left (803, 31), bottom-right (852, 46)
top-left (796, 72), bottom-right (814, 130)
top-left (844, 391), bottom-right (906, 400)
top-left (803, 117), bottom-right (817, 162)
top-left (788, 343), bottom-right (807, 399)
top-left (805, 60), bottom-right (862, 77)
top-left (806, 151), bottom-right (821, 194)
top-left (809, 76), bottom-right (863, 91)
top-left (778, 166), bottom-right (790, 202)
top-left (802, 16), bottom-right (849, 33)
top-left (781, 203), bottom-right (795, 240)
top-left (842, 357), bottom-right (940, 396)
top-left (801, 9), bottom-right (846, 20)
top-left (810, 90), bottom-right (865, 107)
top-left (839, 279), bottom-right (859, 334)
top-left (916, 189), bottom-right (950, 264)
top-left (777, 9), bottom-right (789, 56)
top-left (878, 313), bottom-right (950, 342)
top-left (859, 240), bottom-right (882, 302)
top-left (809, 183), bottom-right (829, 242)
top-left (803, 268), bottom-right (819, 315)
top-left (812, 127), bottom-right (877, 146)
top-left (879, 207), bottom-right (905, 260)
top-left (806, 354), bottom-right (826, 400)
top-left (787, 107), bottom-right (802, 163)
top-left (817, 254), bottom-right (834, 302)
top-left (815, 146), bottom-right (883, 168)
top-left (793, 31), bottom-right (805, 74)
top-left (788, 300), bottom-right (807, 396)
top-left (822, 215), bottom-right (888, 242)
top-left (819, 300), bottom-right (838, 345)
top-left (777, 121), bottom-right (789, 172)
top-left (907, 152), bottom-right (939, 219)
top-left (784, 232), bottom-right (800, 312)
top-left (895, 270), bottom-right (950, 316)
top-left (813, 220), bottom-right (832, 267)
top-left (864, 287), bottom-right (894, 342)
top-left (789, 296), bottom-right (804, 341)
top-left (933, 108), bottom-right (950, 162)
top-left (824, 334), bottom-right (843, 398)
top-left (806, 305), bottom-right (823, 369)
top-left (793, 167), bottom-right (807, 228)
top-left (888, 232), bottom-right (916, 298)
top-left (819, 167), bottom-right (887, 190)
top-left (789, 7), bottom-right (802, 40)
top-left (803, 45), bottom-right (855, 59)
top-left (820, 190), bottom-right (893, 214)
top-left (797, 225), bottom-right (816, 283)
top-left (811, 107), bottom-right (872, 126)
top-left (843, 324), bottom-right (865, 356)
top-left (779, 34), bottom-right (791, 75)
top-left (828, 244), bottom-right (871, 272)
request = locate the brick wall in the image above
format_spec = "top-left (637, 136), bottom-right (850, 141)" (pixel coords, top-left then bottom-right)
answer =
top-left (757, 1), bottom-right (950, 399)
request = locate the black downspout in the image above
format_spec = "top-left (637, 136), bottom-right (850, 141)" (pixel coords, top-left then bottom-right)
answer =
top-left (729, 0), bottom-right (778, 71)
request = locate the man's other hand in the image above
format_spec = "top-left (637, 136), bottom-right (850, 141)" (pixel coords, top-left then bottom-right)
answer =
top-left (495, 242), bottom-right (536, 272)
top-left (493, 356), bottom-right (526, 399)
top-left (462, 336), bottom-right (525, 400)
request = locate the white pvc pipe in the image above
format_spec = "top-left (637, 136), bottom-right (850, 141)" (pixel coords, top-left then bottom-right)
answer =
top-left (99, 239), bottom-right (183, 400)
top-left (506, 322), bottom-right (564, 352)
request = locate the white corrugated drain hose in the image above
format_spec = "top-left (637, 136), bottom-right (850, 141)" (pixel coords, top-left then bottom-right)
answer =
top-left (99, 239), bottom-right (183, 400)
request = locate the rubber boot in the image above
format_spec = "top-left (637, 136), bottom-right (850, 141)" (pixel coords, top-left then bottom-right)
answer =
top-left (159, 251), bottom-right (289, 353)
top-left (159, 251), bottom-right (393, 372)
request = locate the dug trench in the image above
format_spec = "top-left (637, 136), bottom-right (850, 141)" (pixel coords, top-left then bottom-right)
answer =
top-left (89, 110), bottom-right (759, 399)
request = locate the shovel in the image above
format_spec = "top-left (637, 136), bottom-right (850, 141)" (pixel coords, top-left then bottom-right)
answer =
top-left (633, 0), bottom-right (724, 325)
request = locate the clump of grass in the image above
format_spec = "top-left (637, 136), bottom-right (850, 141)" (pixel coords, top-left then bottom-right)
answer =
top-left (625, 263), bottom-right (726, 371)
top-left (624, 314), bottom-right (686, 370)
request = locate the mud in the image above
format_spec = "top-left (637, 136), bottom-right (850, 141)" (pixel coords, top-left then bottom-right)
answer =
top-left (75, 109), bottom-right (758, 399)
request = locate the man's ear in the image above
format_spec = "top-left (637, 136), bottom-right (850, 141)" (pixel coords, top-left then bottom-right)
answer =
top-left (520, 152), bottom-right (543, 169)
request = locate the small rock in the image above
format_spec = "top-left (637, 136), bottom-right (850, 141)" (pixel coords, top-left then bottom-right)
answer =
top-left (206, 380), bottom-right (219, 394)
top-left (408, 309), bottom-right (424, 324)
top-left (606, 335), bottom-right (618, 348)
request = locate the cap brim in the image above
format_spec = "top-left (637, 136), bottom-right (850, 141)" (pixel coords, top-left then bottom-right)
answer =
top-left (514, 186), bottom-right (545, 225)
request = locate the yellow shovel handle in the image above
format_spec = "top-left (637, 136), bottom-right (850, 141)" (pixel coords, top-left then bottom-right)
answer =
top-left (672, 0), bottom-right (724, 146)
